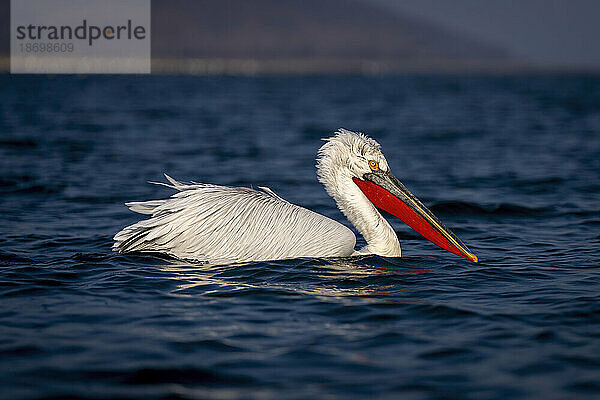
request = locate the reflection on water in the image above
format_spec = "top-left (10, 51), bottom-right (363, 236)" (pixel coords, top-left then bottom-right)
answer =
top-left (158, 255), bottom-right (433, 300)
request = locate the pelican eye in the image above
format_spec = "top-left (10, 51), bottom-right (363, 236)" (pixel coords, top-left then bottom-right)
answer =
top-left (368, 160), bottom-right (379, 171)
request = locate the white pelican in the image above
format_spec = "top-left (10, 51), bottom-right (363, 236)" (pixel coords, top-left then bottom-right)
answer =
top-left (113, 129), bottom-right (478, 264)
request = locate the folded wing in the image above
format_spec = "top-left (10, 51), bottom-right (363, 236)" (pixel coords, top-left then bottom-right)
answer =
top-left (113, 175), bottom-right (356, 264)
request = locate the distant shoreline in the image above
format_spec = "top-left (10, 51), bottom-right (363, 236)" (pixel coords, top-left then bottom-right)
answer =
top-left (2, 57), bottom-right (599, 75)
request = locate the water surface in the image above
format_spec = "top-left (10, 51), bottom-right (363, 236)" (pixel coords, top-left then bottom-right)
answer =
top-left (1, 75), bottom-right (599, 399)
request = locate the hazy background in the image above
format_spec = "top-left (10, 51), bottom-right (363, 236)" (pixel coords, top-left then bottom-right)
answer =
top-left (1, 0), bottom-right (599, 72)
top-left (375, 0), bottom-right (600, 68)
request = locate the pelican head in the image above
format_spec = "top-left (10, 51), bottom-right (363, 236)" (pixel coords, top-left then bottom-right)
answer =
top-left (317, 128), bottom-right (478, 262)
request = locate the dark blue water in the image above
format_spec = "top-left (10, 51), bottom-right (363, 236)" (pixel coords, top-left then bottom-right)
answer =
top-left (1, 74), bottom-right (599, 399)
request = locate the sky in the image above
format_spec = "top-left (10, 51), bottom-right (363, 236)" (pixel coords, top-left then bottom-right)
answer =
top-left (374, 0), bottom-right (600, 68)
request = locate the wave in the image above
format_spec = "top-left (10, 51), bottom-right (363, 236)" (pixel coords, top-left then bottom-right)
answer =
top-left (0, 137), bottom-right (39, 149)
top-left (429, 201), bottom-right (550, 217)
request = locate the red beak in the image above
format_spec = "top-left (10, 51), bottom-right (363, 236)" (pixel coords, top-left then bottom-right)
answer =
top-left (353, 172), bottom-right (478, 262)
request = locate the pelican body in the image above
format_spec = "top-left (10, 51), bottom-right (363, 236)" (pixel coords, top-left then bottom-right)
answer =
top-left (114, 129), bottom-right (477, 264)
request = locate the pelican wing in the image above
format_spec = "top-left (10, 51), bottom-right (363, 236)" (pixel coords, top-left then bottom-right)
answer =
top-left (113, 175), bottom-right (356, 263)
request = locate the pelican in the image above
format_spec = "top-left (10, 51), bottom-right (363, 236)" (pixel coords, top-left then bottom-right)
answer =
top-left (113, 129), bottom-right (478, 264)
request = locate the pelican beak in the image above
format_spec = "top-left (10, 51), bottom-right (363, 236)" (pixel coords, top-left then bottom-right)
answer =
top-left (353, 170), bottom-right (478, 262)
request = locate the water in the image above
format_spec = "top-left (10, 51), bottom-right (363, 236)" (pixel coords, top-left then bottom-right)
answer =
top-left (1, 74), bottom-right (599, 399)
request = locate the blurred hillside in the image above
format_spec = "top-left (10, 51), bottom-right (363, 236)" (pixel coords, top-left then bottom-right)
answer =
top-left (0, 0), bottom-right (523, 73)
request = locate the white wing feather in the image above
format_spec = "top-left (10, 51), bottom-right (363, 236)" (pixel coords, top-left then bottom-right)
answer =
top-left (113, 175), bottom-right (356, 263)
